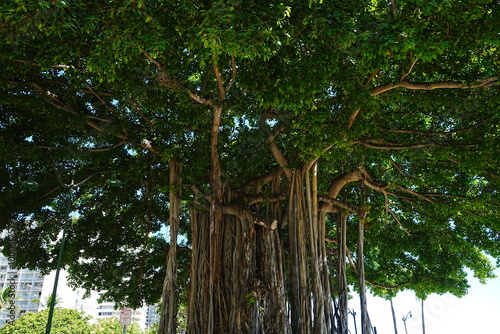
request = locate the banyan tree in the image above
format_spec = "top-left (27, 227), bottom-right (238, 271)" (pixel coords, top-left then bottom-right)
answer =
top-left (1, 1), bottom-right (499, 333)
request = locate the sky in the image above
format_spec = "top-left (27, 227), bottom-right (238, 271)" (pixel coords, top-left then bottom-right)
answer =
top-left (349, 267), bottom-right (500, 334)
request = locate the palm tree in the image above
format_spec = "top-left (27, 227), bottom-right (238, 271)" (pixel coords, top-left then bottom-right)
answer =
top-left (0, 286), bottom-right (20, 316)
top-left (32, 293), bottom-right (63, 310)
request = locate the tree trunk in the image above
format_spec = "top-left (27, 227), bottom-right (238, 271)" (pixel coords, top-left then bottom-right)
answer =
top-left (185, 166), bottom-right (343, 333)
top-left (421, 299), bottom-right (426, 334)
top-left (288, 170), bottom-right (312, 334)
top-left (158, 160), bottom-right (181, 334)
top-left (358, 216), bottom-right (372, 334)
top-left (338, 213), bottom-right (349, 334)
top-left (390, 299), bottom-right (398, 334)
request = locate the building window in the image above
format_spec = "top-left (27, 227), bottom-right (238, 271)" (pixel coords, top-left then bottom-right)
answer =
top-left (98, 312), bottom-right (115, 316)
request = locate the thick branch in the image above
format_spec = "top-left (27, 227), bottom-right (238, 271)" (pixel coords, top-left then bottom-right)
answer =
top-left (327, 169), bottom-right (364, 198)
top-left (372, 77), bottom-right (499, 96)
top-left (212, 55), bottom-right (225, 101)
top-left (268, 126), bottom-right (292, 180)
top-left (390, 0), bottom-right (397, 16)
top-left (220, 205), bottom-right (278, 229)
top-left (239, 167), bottom-right (283, 194)
top-left (347, 108), bottom-right (361, 129)
top-left (354, 139), bottom-right (436, 150)
top-left (319, 196), bottom-right (365, 216)
top-left (382, 116), bottom-right (492, 136)
top-left (142, 50), bottom-right (164, 71)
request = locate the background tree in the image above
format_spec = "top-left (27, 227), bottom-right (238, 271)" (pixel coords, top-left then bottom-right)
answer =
top-left (0, 308), bottom-right (93, 334)
top-left (33, 293), bottom-right (63, 310)
top-left (0, 286), bottom-right (19, 316)
top-left (91, 317), bottom-right (144, 334)
top-left (1, 0), bottom-right (499, 333)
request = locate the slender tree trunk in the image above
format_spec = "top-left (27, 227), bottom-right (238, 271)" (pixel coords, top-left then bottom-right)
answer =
top-left (421, 299), bottom-right (426, 334)
top-left (357, 216), bottom-right (372, 334)
top-left (288, 170), bottom-right (312, 334)
top-left (390, 299), bottom-right (398, 334)
top-left (158, 160), bottom-right (181, 334)
top-left (208, 105), bottom-right (223, 334)
top-left (338, 213), bottom-right (349, 334)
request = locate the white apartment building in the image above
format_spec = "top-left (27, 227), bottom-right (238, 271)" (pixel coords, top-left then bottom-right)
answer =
top-left (0, 257), bottom-right (45, 326)
top-left (0, 255), bottom-right (158, 330)
top-left (40, 270), bottom-right (151, 330)
top-left (145, 305), bottom-right (160, 331)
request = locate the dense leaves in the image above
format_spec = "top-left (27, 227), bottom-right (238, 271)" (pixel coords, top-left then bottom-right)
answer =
top-left (0, 308), bottom-right (93, 334)
top-left (1, 0), bottom-right (499, 332)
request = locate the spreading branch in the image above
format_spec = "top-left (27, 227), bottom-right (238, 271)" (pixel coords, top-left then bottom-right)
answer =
top-left (221, 205), bottom-right (278, 230)
top-left (372, 77), bottom-right (499, 96)
top-left (142, 50), bottom-right (217, 107)
top-left (239, 167), bottom-right (283, 194)
top-left (390, 159), bottom-right (410, 177)
top-left (129, 99), bottom-right (154, 126)
top-left (354, 139), bottom-right (436, 150)
top-left (400, 58), bottom-right (418, 82)
top-left (319, 196), bottom-right (365, 216)
top-left (327, 169), bottom-right (365, 198)
top-left (381, 116), bottom-right (492, 136)
top-left (267, 125), bottom-right (292, 180)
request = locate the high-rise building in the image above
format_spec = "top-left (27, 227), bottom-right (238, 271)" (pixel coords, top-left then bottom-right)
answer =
top-left (145, 305), bottom-right (160, 331)
top-left (0, 253), bottom-right (156, 330)
top-left (0, 256), bottom-right (45, 326)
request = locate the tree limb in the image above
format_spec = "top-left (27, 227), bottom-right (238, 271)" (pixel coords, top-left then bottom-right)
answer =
top-left (129, 99), bottom-right (154, 126)
top-left (354, 139), bottom-right (436, 150)
top-left (238, 167), bottom-right (283, 194)
top-left (142, 50), bottom-right (216, 107)
top-left (212, 55), bottom-right (225, 101)
top-left (387, 207), bottom-right (411, 235)
top-left (400, 58), bottom-right (418, 82)
top-left (372, 77), bottom-right (499, 96)
top-left (319, 196), bottom-right (365, 216)
top-left (381, 116), bottom-right (492, 136)
top-left (347, 108), bottom-right (361, 129)
top-left (327, 169), bottom-right (364, 198)
top-left (394, 185), bottom-right (435, 203)
top-left (390, 159), bottom-right (410, 177)
top-left (268, 126), bottom-right (292, 180)
top-left (225, 55), bottom-right (237, 96)
top-left (390, 0), bottom-right (397, 16)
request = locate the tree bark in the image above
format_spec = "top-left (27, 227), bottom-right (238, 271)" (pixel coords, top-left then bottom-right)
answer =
top-left (158, 159), bottom-right (181, 334)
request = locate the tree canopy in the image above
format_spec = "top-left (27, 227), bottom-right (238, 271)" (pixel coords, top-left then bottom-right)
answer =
top-left (1, 0), bottom-right (499, 333)
top-left (0, 308), bottom-right (145, 334)
top-left (0, 308), bottom-right (93, 334)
